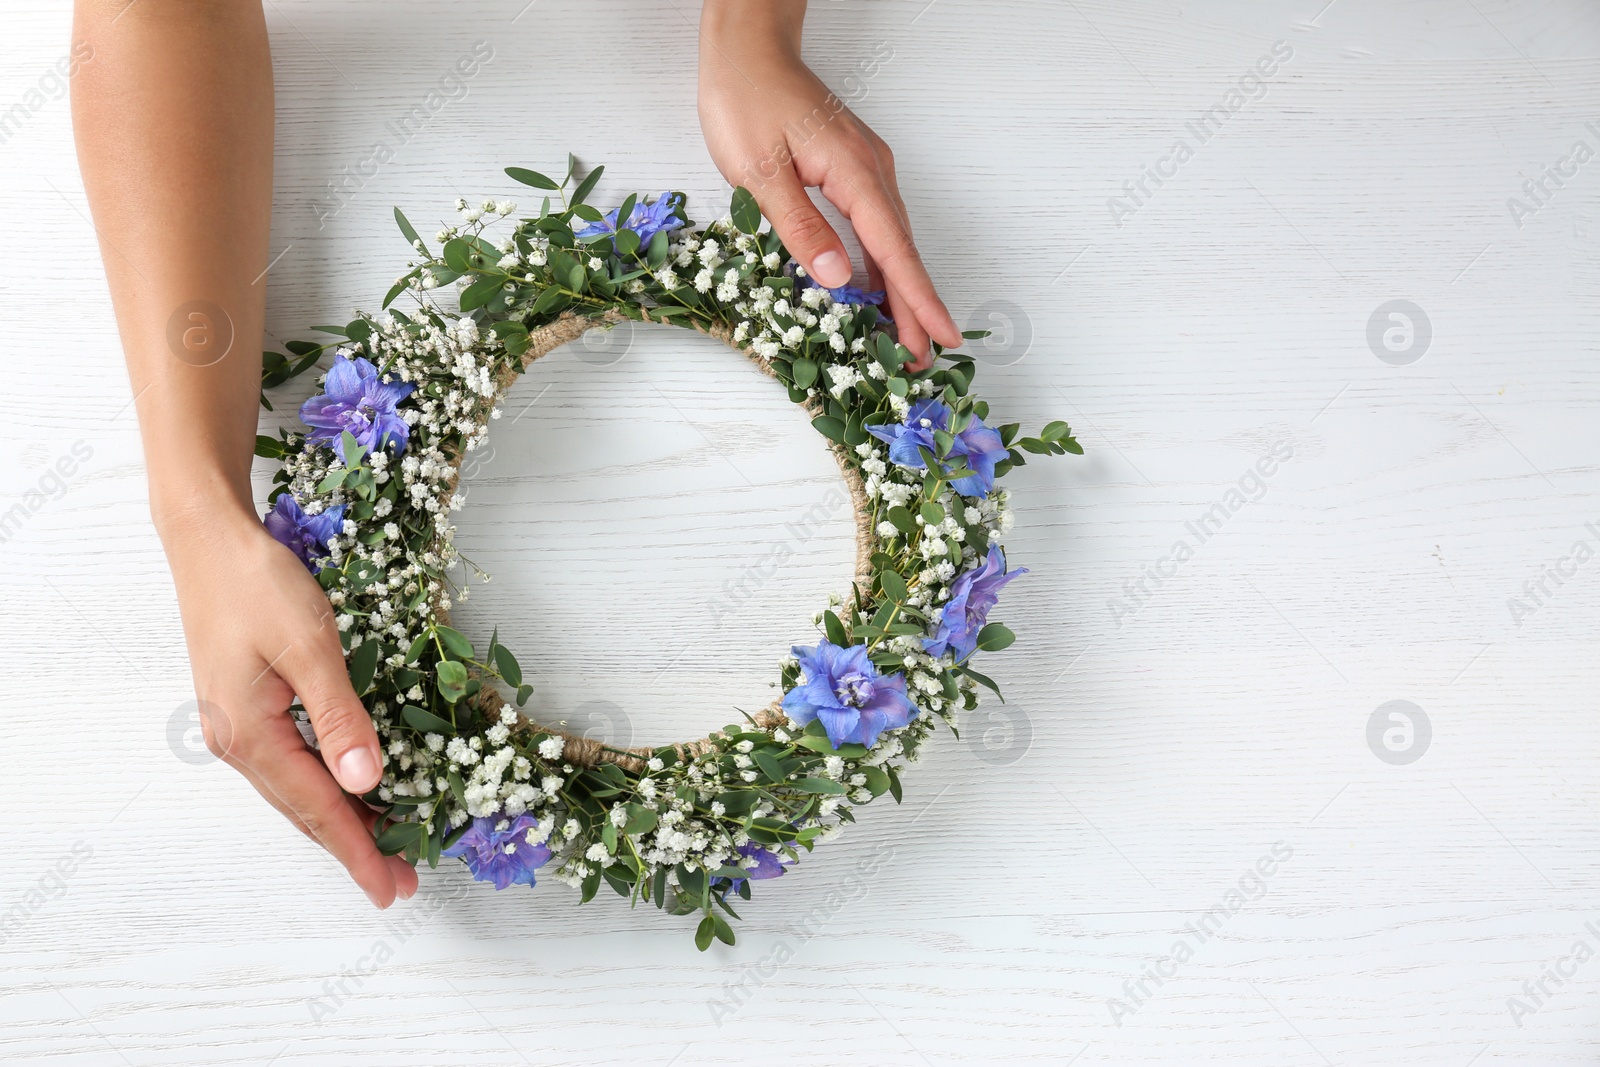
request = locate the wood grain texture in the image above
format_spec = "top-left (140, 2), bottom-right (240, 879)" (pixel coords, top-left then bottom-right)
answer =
top-left (3, 0), bottom-right (1599, 1062)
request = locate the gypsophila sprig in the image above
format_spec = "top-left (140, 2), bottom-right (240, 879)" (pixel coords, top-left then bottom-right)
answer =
top-left (253, 155), bottom-right (1080, 950)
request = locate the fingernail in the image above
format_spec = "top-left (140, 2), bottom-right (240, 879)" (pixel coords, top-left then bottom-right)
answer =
top-left (812, 250), bottom-right (850, 288)
top-left (337, 747), bottom-right (378, 789)
top-left (365, 889), bottom-right (386, 909)
top-left (396, 883), bottom-right (416, 901)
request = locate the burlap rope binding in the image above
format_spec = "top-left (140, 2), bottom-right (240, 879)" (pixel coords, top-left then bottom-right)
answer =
top-left (429, 310), bottom-right (878, 772)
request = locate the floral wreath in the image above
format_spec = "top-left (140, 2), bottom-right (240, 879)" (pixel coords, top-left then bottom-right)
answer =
top-left (255, 155), bottom-right (1080, 949)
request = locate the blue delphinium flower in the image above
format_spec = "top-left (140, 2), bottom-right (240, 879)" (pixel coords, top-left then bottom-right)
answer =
top-left (721, 842), bottom-right (792, 894)
top-left (299, 354), bottom-right (416, 462)
top-left (866, 398), bottom-right (1008, 498)
top-left (574, 191), bottom-right (685, 247)
top-left (442, 814), bottom-right (552, 891)
top-left (801, 274), bottom-right (885, 307)
top-left (925, 543), bottom-right (1026, 661)
top-left (781, 638), bottom-right (919, 749)
top-left (264, 494), bottom-right (345, 572)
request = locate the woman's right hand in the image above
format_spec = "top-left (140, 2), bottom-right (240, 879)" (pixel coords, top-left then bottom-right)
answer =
top-left (163, 505), bottom-right (419, 908)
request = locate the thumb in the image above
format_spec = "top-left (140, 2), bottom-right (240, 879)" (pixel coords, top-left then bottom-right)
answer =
top-left (280, 632), bottom-right (384, 794)
top-left (751, 167), bottom-right (853, 289)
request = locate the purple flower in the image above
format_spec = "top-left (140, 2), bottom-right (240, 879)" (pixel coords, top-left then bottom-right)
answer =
top-left (299, 354), bottom-right (416, 462)
top-left (865, 398), bottom-right (1008, 498)
top-left (575, 191), bottom-right (685, 247)
top-left (264, 494), bottom-right (345, 572)
top-left (802, 274), bottom-right (885, 307)
top-left (721, 843), bottom-right (792, 893)
top-left (795, 270), bottom-right (891, 320)
top-left (925, 543), bottom-right (1026, 661)
top-left (442, 814), bottom-right (552, 891)
top-left (782, 638), bottom-right (919, 749)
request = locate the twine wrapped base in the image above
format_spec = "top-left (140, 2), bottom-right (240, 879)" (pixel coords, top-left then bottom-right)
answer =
top-left (438, 311), bottom-right (878, 771)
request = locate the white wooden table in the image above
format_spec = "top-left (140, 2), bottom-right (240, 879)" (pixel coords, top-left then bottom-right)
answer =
top-left (3, 1), bottom-right (1598, 1063)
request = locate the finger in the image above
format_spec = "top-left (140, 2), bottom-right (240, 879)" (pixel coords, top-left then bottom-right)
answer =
top-left (862, 246), bottom-right (884, 298)
top-left (241, 715), bottom-right (409, 907)
top-left (233, 759), bottom-right (317, 842)
top-left (887, 282), bottom-right (934, 372)
top-left (749, 165), bottom-right (853, 289)
top-left (870, 139), bottom-right (916, 239)
top-left (826, 173), bottom-right (963, 352)
top-left (234, 757), bottom-right (416, 899)
top-left (277, 626), bottom-right (383, 794)
top-left (864, 248), bottom-right (933, 372)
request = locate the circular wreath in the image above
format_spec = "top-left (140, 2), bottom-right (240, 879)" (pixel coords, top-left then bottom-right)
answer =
top-left (255, 156), bottom-right (1080, 949)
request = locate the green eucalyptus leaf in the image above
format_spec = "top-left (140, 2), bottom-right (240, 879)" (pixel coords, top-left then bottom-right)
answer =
top-left (753, 751), bottom-right (787, 784)
top-left (347, 638), bottom-right (380, 695)
top-left (792, 357), bottom-right (819, 389)
top-left (794, 732), bottom-right (869, 759)
top-left (403, 704), bottom-right (457, 735)
top-left (794, 777), bottom-right (848, 795)
top-left (435, 625), bottom-right (474, 660)
top-left (393, 207), bottom-right (424, 250)
top-left (530, 286), bottom-right (566, 316)
top-left (459, 275), bottom-right (503, 312)
top-left (730, 186), bottom-right (761, 234)
top-left (506, 166), bottom-right (560, 190)
top-left (624, 805), bottom-right (659, 836)
top-left (615, 193), bottom-right (638, 231)
top-left (647, 229), bottom-right (669, 269)
top-left (383, 271), bottom-right (418, 309)
top-left (375, 820), bottom-right (423, 853)
top-left (442, 239), bottom-right (472, 274)
top-left (436, 660), bottom-right (469, 702)
top-left (811, 415), bottom-right (846, 442)
top-left (975, 622), bottom-right (1016, 652)
top-left (570, 164), bottom-right (605, 206)
top-left (492, 644), bottom-right (522, 688)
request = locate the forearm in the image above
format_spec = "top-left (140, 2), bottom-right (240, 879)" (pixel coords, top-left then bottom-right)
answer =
top-left (71, 0), bottom-right (274, 538)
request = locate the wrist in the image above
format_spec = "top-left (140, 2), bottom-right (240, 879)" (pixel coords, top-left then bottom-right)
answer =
top-left (149, 468), bottom-right (261, 553)
top-left (701, 0), bottom-right (805, 54)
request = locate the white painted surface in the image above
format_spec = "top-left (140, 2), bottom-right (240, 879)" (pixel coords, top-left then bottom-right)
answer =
top-left (3, 0), bottom-right (1599, 1063)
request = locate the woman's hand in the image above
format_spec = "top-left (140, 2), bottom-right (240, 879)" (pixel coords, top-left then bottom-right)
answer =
top-left (697, 0), bottom-right (962, 371)
top-left (163, 505), bottom-right (418, 908)
top-left (74, 0), bottom-right (412, 908)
